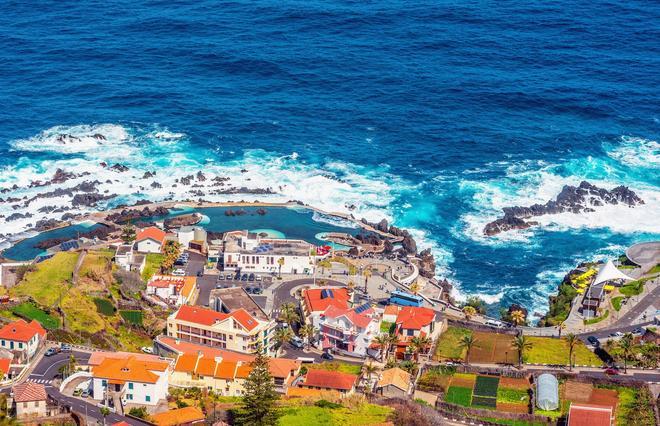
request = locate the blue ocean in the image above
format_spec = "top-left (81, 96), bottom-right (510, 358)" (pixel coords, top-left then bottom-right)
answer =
top-left (1, 1), bottom-right (658, 317)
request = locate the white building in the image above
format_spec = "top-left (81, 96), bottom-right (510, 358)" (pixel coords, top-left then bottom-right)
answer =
top-left (135, 227), bottom-right (167, 254)
top-left (0, 319), bottom-right (46, 362)
top-left (177, 226), bottom-right (207, 250)
top-left (89, 352), bottom-right (170, 407)
top-left (222, 230), bottom-right (327, 274)
top-left (146, 275), bottom-right (198, 306)
top-left (11, 382), bottom-right (48, 420)
top-left (114, 245), bottom-right (146, 273)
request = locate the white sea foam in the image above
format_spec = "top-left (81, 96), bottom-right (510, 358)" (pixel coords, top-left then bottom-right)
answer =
top-left (10, 124), bottom-right (131, 155)
top-left (606, 136), bottom-right (659, 169)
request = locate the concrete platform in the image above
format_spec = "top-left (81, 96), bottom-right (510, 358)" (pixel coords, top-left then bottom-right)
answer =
top-left (626, 242), bottom-right (660, 266)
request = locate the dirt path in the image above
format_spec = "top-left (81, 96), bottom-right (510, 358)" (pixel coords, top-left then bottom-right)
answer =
top-left (71, 250), bottom-right (87, 286)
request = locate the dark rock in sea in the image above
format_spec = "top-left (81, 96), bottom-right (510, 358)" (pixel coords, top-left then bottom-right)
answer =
top-left (52, 168), bottom-right (76, 184)
top-left (196, 171), bottom-right (206, 182)
top-left (106, 206), bottom-right (169, 223)
top-left (484, 181), bottom-right (644, 236)
top-left (150, 182), bottom-right (162, 189)
top-left (134, 200), bottom-right (152, 206)
top-left (6, 212), bottom-right (32, 221)
top-left (72, 193), bottom-right (117, 207)
top-left (24, 180), bottom-right (103, 206)
top-left (209, 187), bottom-right (275, 195)
top-left (142, 171), bottom-right (156, 179)
top-left (109, 163), bottom-right (129, 172)
top-left (417, 248), bottom-right (436, 278)
top-left (164, 213), bottom-right (201, 228)
top-left (383, 239), bottom-right (394, 254)
top-left (240, 169), bottom-right (248, 173)
top-left (179, 175), bottom-right (194, 185)
top-left (256, 208), bottom-right (267, 216)
top-left (92, 133), bottom-right (106, 140)
top-left (61, 213), bottom-right (77, 221)
top-left (376, 219), bottom-right (389, 233)
top-left (401, 234), bottom-right (417, 255)
top-left (34, 219), bottom-right (63, 231)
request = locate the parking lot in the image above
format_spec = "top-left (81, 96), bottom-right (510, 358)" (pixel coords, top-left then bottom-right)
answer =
top-left (194, 268), bottom-right (273, 308)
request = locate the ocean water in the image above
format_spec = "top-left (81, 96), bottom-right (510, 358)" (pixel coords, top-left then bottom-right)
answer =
top-left (1, 1), bottom-right (659, 317)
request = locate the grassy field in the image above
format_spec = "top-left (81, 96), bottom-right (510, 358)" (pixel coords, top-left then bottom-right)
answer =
top-left (434, 326), bottom-right (471, 360)
top-left (277, 402), bottom-right (391, 426)
top-left (120, 310), bottom-right (144, 326)
top-left (445, 386), bottom-right (472, 406)
top-left (307, 361), bottom-right (362, 375)
top-left (61, 288), bottom-right (106, 334)
top-left (12, 302), bottom-right (60, 329)
top-left (611, 296), bottom-right (623, 311)
top-left (10, 252), bottom-right (78, 306)
top-left (584, 310), bottom-right (609, 325)
top-left (619, 280), bottom-right (644, 296)
top-left (93, 298), bottom-right (115, 315)
top-left (525, 337), bottom-right (601, 365)
top-left (142, 253), bottom-right (165, 281)
top-left (470, 332), bottom-right (515, 364)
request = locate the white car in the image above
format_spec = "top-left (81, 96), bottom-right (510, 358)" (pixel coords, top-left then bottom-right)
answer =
top-left (172, 269), bottom-right (186, 276)
top-left (141, 346), bottom-right (154, 354)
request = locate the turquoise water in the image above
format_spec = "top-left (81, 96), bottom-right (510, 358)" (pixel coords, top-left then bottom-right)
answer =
top-left (3, 223), bottom-right (101, 261)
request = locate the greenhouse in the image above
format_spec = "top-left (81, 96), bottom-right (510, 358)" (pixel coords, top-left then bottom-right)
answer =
top-left (536, 373), bottom-right (559, 411)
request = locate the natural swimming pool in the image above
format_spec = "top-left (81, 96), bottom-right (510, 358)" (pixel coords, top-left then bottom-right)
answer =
top-left (2, 222), bottom-right (101, 261)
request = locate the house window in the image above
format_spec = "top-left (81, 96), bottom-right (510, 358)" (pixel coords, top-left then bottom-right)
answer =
top-left (1, 341), bottom-right (4, 347)
top-left (102, 380), bottom-right (107, 388)
top-left (127, 394), bottom-right (133, 400)
top-left (18, 342), bottom-right (23, 349)
top-left (34, 401), bottom-right (39, 407)
top-left (146, 396), bottom-right (151, 402)
top-left (128, 383), bottom-right (133, 390)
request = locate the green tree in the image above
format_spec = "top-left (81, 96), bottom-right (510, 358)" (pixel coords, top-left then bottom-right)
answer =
top-left (374, 334), bottom-right (390, 363)
top-left (512, 335), bottom-right (532, 367)
top-left (128, 407), bottom-right (149, 420)
top-left (100, 406), bottom-right (110, 426)
top-left (239, 346), bottom-right (280, 426)
top-left (460, 334), bottom-right (476, 366)
top-left (277, 303), bottom-right (300, 328)
top-left (462, 305), bottom-right (477, 321)
top-left (566, 333), bottom-right (579, 371)
top-left (273, 327), bottom-right (293, 356)
top-left (619, 333), bottom-right (634, 374)
top-left (408, 335), bottom-right (432, 361)
top-left (510, 310), bottom-right (526, 327)
top-left (362, 362), bottom-right (378, 384)
top-left (463, 296), bottom-right (487, 314)
top-left (120, 225), bottom-right (136, 243)
top-left (299, 323), bottom-right (317, 350)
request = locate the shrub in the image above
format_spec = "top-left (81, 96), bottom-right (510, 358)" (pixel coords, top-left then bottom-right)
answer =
top-left (314, 399), bottom-right (342, 409)
top-left (128, 407), bottom-right (149, 420)
top-left (611, 297), bottom-right (623, 311)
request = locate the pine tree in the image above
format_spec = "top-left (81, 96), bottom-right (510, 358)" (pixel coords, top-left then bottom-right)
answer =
top-left (238, 347), bottom-right (280, 426)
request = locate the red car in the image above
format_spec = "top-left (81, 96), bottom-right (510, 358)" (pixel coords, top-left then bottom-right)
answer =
top-left (604, 368), bottom-right (619, 375)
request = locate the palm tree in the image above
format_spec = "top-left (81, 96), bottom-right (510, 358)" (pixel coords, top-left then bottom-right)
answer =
top-left (619, 333), bottom-right (634, 374)
top-left (362, 362), bottom-right (378, 385)
top-left (374, 334), bottom-right (390, 363)
top-left (512, 335), bottom-right (532, 368)
top-left (277, 257), bottom-right (285, 278)
top-left (566, 333), bottom-right (579, 371)
top-left (510, 310), bottom-right (526, 327)
top-left (273, 327), bottom-right (294, 356)
top-left (363, 267), bottom-right (372, 293)
top-left (460, 334), bottom-right (476, 366)
top-left (462, 306), bottom-right (477, 321)
top-left (278, 303), bottom-right (300, 328)
top-left (299, 324), bottom-right (317, 350)
top-left (100, 406), bottom-right (110, 426)
top-left (557, 321), bottom-right (566, 338)
top-left (387, 334), bottom-right (401, 362)
top-left (409, 335), bottom-right (432, 361)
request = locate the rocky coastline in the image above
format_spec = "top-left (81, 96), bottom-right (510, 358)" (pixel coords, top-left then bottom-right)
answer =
top-left (484, 181), bottom-right (644, 236)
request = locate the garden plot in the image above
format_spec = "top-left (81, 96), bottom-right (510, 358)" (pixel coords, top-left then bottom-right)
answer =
top-left (471, 376), bottom-right (499, 408)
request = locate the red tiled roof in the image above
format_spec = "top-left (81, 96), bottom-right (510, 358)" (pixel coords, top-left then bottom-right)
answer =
top-left (157, 336), bottom-right (253, 362)
top-left (136, 227), bottom-right (166, 244)
top-left (0, 319), bottom-right (46, 342)
top-left (303, 287), bottom-right (349, 313)
top-left (174, 305), bottom-right (260, 331)
top-left (151, 407), bottom-right (205, 426)
top-left (12, 382), bottom-right (47, 402)
top-left (396, 306), bottom-right (435, 330)
top-left (568, 403), bottom-right (612, 426)
top-left (0, 358), bottom-right (10, 375)
top-left (323, 305), bottom-right (373, 329)
top-left (112, 422), bottom-right (131, 426)
top-left (303, 369), bottom-right (357, 391)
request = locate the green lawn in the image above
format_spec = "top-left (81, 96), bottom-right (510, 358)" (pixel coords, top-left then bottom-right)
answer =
top-left (648, 264), bottom-right (660, 275)
top-left (584, 309), bottom-right (609, 325)
top-left (496, 388), bottom-right (529, 404)
top-left (307, 361), bottom-right (362, 376)
top-left (10, 252), bottom-right (78, 306)
top-left (434, 326), bottom-right (471, 360)
top-left (277, 402), bottom-right (391, 426)
top-left (619, 280), bottom-right (644, 296)
top-left (445, 386), bottom-right (472, 406)
top-left (142, 253), bottom-right (165, 281)
top-left (380, 321), bottom-right (394, 334)
top-left (611, 296), bottom-right (623, 311)
top-left (12, 302), bottom-right (60, 329)
top-left (525, 337), bottom-right (601, 366)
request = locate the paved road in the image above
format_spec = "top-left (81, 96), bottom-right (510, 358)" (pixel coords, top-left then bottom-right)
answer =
top-left (271, 278), bottom-right (345, 313)
top-left (24, 350), bottom-right (149, 425)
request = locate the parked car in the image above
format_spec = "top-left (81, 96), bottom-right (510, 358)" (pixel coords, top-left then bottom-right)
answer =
top-left (217, 275), bottom-right (225, 281)
top-left (80, 389), bottom-right (90, 398)
top-left (604, 368), bottom-right (619, 375)
top-left (241, 274), bottom-right (248, 281)
top-left (290, 337), bottom-right (304, 349)
top-left (255, 275), bottom-right (262, 281)
top-left (320, 352), bottom-right (334, 361)
top-left (587, 336), bottom-right (600, 347)
top-left (172, 269), bottom-right (186, 276)
top-left (248, 273), bottom-right (255, 281)
top-left (60, 344), bottom-right (72, 352)
top-left (141, 346), bottom-right (154, 354)
top-left (609, 331), bottom-right (624, 338)
top-left (632, 327), bottom-right (644, 335)
top-left (252, 287), bottom-right (263, 295)
top-left (44, 348), bottom-right (59, 357)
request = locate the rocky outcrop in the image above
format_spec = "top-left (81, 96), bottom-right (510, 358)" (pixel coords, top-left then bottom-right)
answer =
top-left (164, 213), bottom-right (202, 229)
top-left (72, 193), bottom-right (117, 207)
top-left (484, 181), bottom-right (644, 236)
top-left (106, 206), bottom-right (170, 224)
top-left (417, 248), bottom-right (436, 278)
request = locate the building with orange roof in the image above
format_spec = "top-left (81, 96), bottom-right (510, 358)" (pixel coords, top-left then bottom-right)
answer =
top-left (166, 304), bottom-right (276, 356)
top-left (90, 351), bottom-right (171, 407)
top-left (301, 287), bottom-right (350, 319)
top-left (168, 342), bottom-right (301, 396)
top-left (135, 226), bottom-right (167, 253)
top-left (384, 305), bottom-right (442, 360)
top-left (300, 369), bottom-right (358, 395)
top-left (11, 381), bottom-right (49, 419)
top-left (151, 406), bottom-right (205, 426)
top-left (0, 319), bottom-right (46, 362)
top-left (147, 275), bottom-right (198, 306)
top-left (376, 367), bottom-right (411, 398)
top-left (567, 403), bottom-right (613, 426)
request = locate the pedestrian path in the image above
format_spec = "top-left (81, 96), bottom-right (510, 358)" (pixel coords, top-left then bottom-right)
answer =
top-left (26, 377), bottom-right (52, 385)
